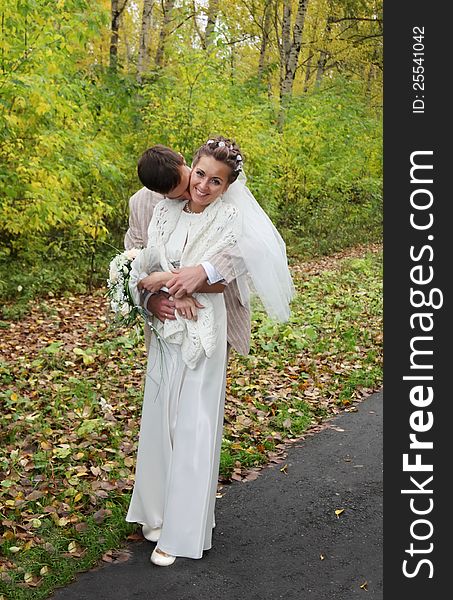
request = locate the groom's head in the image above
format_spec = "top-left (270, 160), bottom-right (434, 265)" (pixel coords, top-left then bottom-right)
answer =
top-left (137, 145), bottom-right (191, 200)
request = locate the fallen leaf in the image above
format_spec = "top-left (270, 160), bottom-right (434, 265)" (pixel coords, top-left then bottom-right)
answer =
top-left (335, 508), bottom-right (345, 518)
top-left (93, 508), bottom-right (112, 524)
top-left (102, 551), bottom-right (114, 563)
top-left (30, 518), bottom-right (42, 528)
top-left (244, 470), bottom-right (260, 482)
top-left (25, 490), bottom-right (45, 501)
top-left (106, 549), bottom-right (131, 563)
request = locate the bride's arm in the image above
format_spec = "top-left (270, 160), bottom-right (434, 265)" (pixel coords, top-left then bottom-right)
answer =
top-left (128, 246), bottom-right (160, 305)
top-left (141, 269), bottom-right (227, 294)
top-left (138, 270), bottom-right (172, 293)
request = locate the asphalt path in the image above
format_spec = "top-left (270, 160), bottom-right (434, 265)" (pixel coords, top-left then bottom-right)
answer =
top-left (49, 390), bottom-right (383, 600)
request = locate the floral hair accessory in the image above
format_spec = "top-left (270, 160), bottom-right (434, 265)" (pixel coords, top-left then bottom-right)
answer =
top-left (204, 138), bottom-right (243, 171)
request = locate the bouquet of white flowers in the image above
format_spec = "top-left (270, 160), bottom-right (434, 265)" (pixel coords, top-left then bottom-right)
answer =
top-left (107, 248), bottom-right (143, 327)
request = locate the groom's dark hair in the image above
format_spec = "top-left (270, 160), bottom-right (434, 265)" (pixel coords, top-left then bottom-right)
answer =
top-left (137, 145), bottom-right (184, 194)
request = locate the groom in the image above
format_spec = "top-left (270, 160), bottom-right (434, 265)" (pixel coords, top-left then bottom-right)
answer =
top-left (124, 144), bottom-right (251, 356)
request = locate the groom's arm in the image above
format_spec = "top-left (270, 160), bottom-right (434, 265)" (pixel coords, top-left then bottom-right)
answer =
top-left (208, 247), bottom-right (247, 284)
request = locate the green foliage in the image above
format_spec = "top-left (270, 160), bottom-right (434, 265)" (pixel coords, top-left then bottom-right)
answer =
top-left (0, 2), bottom-right (139, 303)
top-left (0, 3), bottom-right (382, 303)
top-left (266, 80), bottom-right (382, 256)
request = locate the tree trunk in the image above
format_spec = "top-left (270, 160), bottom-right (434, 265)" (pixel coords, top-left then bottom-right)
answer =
top-left (137, 0), bottom-right (154, 83)
top-left (277, 0), bottom-right (310, 130)
top-left (314, 48), bottom-right (327, 88)
top-left (109, 0), bottom-right (129, 72)
top-left (191, 0), bottom-right (204, 47)
top-left (204, 0), bottom-right (219, 50)
top-left (121, 11), bottom-right (134, 71)
top-left (230, 37), bottom-right (235, 82)
top-left (303, 53), bottom-right (313, 92)
top-left (258, 0), bottom-right (272, 81)
top-left (155, 0), bottom-right (175, 68)
top-left (302, 9), bottom-right (319, 92)
top-left (314, 15), bottom-right (332, 89)
top-left (366, 48), bottom-right (379, 96)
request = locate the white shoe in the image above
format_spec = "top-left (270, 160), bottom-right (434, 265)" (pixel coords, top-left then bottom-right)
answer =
top-left (150, 548), bottom-right (176, 567)
top-left (142, 524), bottom-right (162, 542)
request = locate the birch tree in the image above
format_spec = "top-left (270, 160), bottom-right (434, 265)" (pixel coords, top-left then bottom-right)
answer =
top-left (276, 0), bottom-right (310, 129)
top-left (204, 0), bottom-right (220, 49)
top-left (137, 0), bottom-right (154, 82)
top-left (258, 0), bottom-right (273, 81)
top-left (314, 14), bottom-right (331, 88)
top-left (155, 0), bottom-right (176, 67)
top-left (109, 0), bottom-right (129, 72)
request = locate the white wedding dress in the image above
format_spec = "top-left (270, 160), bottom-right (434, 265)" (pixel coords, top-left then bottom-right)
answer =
top-left (126, 210), bottom-right (228, 559)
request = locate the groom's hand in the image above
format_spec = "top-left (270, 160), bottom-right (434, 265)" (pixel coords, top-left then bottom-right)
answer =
top-left (146, 292), bottom-right (176, 322)
top-left (167, 265), bottom-right (207, 298)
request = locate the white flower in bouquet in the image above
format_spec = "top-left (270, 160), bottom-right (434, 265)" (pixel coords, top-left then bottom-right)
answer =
top-left (106, 248), bottom-right (166, 362)
top-left (120, 302), bottom-right (132, 317)
top-left (125, 248), bottom-right (140, 261)
top-left (106, 248), bottom-right (143, 327)
top-left (109, 262), bottom-right (120, 284)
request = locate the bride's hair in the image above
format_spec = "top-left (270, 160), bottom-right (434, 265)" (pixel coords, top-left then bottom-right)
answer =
top-left (192, 136), bottom-right (243, 184)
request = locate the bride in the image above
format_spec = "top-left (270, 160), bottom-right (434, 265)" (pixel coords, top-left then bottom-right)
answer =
top-left (126, 136), bottom-right (294, 566)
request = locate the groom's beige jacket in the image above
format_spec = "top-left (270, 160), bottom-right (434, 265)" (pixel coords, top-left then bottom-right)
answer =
top-left (124, 187), bottom-right (251, 355)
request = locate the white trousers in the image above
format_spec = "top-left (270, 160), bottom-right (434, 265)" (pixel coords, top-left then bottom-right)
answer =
top-left (126, 295), bottom-right (227, 559)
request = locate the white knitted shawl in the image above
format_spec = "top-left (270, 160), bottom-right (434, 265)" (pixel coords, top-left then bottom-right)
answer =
top-left (130, 197), bottom-right (240, 369)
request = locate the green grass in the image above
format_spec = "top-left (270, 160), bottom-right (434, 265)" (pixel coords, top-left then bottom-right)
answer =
top-left (0, 504), bottom-right (135, 599)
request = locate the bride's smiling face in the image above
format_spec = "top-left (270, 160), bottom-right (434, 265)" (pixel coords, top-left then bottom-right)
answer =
top-left (188, 156), bottom-right (231, 212)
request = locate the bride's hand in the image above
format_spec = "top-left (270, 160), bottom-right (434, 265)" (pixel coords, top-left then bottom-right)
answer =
top-left (174, 296), bottom-right (205, 321)
top-left (138, 272), bottom-right (171, 293)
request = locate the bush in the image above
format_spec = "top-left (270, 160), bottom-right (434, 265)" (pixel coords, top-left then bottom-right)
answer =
top-left (1, 43), bottom-right (382, 305)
